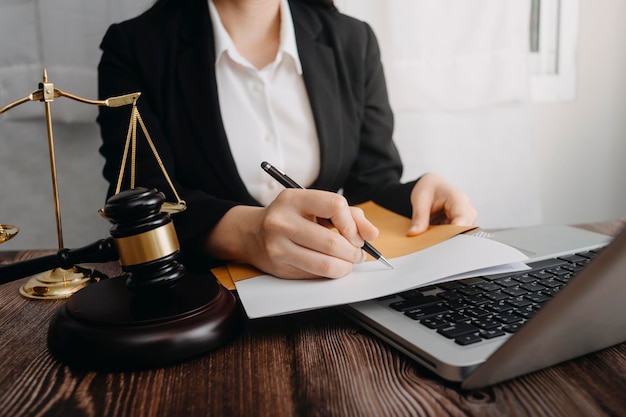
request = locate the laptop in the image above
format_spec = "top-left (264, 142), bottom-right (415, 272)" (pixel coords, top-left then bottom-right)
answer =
top-left (342, 223), bottom-right (626, 389)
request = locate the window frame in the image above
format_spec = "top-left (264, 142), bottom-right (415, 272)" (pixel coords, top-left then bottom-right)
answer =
top-left (529, 0), bottom-right (580, 102)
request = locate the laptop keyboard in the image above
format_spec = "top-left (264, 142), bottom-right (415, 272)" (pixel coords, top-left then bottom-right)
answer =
top-left (381, 249), bottom-right (604, 346)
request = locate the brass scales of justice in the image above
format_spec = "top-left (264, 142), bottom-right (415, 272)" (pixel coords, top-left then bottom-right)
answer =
top-left (0, 69), bottom-right (243, 371)
top-left (0, 69), bottom-right (186, 300)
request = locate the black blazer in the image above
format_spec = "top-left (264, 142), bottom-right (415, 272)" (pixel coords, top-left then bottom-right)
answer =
top-left (97, 0), bottom-right (417, 266)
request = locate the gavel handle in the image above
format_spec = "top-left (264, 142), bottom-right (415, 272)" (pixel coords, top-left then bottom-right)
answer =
top-left (0, 238), bottom-right (119, 285)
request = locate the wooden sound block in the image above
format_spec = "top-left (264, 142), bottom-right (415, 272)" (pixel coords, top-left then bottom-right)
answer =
top-left (47, 271), bottom-right (245, 371)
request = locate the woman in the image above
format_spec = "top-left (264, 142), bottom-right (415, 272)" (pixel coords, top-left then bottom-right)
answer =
top-left (97, 0), bottom-right (477, 279)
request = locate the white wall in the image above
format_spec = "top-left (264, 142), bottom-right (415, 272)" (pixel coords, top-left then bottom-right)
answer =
top-left (393, 103), bottom-right (543, 229)
top-left (343, 0), bottom-right (626, 228)
top-left (534, 0), bottom-right (626, 225)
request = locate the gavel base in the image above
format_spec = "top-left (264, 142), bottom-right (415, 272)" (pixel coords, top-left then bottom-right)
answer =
top-left (47, 271), bottom-right (245, 371)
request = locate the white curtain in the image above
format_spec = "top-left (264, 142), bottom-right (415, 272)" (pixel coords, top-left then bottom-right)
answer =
top-left (0, 0), bottom-right (151, 122)
top-left (336, 0), bottom-right (542, 228)
top-left (336, 0), bottom-right (531, 110)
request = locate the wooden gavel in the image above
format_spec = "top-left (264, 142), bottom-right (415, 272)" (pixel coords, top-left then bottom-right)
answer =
top-left (0, 187), bottom-right (184, 293)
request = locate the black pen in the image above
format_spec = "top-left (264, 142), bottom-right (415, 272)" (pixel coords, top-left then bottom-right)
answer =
top-left (261, 161), bottom-right (394, 269)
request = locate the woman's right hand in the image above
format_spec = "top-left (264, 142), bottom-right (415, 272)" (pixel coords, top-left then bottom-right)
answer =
top-left (205, 189), bottom-right (379, 279)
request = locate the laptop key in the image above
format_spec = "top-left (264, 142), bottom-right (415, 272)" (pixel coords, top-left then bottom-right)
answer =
top-left (480, 328), bottom-right (506, 339)
top-left (404, 303), bottom-right (450, 320)
top-left (457, 277), bottom-right (486, 285)
top-left (455, 333), bottom-right (483, 346)
top-left (559, 254), bottom-right (588, 263)
top-left (465, 294), bottom-right (490, 305)
top-left (502, 286), bottom-right (529, 297)
top-left (437, 290), bottom-right (463, 301)
top-left (494, 312), bottom-right (523, 324)
top-left (529, 271), bottom-right (554, 280)
top-left (487, 300), bottom-right (515, 313)
top-left (524, 292), bottom-right (552, 304)
top-left (526, 258), bottom-right (568, 270)
top-left (506, 296), bottom-right (533, 308)
top-left (465, 306), bottom-right (492, 318)
top-left (475, 281), bottom-right (502, 292)
top-left (458, 287), bottom-right (484, 296)
top-left (563, 264), bottom-right (585, 273)
top-left (437, 281), bottom-right (465, 290)
top-left (516, 305), bottom-right (536, 319)
top-left (546, 267), bottom-right (570, 276)
top-left (437, 322), bottom-right (479, 339)
top-left (502, 322), bottom-right (524, 333)
top-left (555, 273), bottom-right (574, 283)
top-left (390, 295), bottom-right (440, 311)
top-left (419, 316), bottom-right (449, 329)
top-left (541, 286), bottom-right (562, 296)
top-left (397, 289), bottom-right (425, 299)
top-left (510, 273), bottom-right (535, 284)
top-left (472, 317), bottom-right (501, 330)
top-left (442, 311), bottom-right (470, 323)
top-left (445, 298), bottom-right (471, 310)
top-left (494, 276), bottom-right (520, 288)
top-left (541, 277), bottom-right (563, 288)
top-left (577, 251), bottom-right (598, 260)
top-left (520, 282), bottom-right (547, 292)
top-left (484, 291), bottom-right (510, 301)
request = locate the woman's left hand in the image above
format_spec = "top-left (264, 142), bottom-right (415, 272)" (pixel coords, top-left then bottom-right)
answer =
top-left (407, 173), bottom-right (478, 236)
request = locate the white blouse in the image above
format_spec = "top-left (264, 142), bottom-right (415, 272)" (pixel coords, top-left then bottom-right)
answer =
top-left (208, 0), bottom-right (320, 206)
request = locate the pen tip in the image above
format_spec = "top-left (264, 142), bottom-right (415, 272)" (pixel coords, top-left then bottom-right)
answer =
top-left (379, 256), bottom-right (394, 269)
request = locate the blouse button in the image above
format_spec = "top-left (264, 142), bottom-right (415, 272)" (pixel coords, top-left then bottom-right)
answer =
top-left (251, 81), bottom-right (263, 93)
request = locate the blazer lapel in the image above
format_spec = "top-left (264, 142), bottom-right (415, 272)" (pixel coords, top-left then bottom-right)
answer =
top-left (290, 2), bottom-right (344, 188)
top-left (176, 0), bottom-right (251, 198)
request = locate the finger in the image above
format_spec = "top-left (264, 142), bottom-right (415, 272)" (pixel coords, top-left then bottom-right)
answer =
top-left (278, 242), bottom-right (359, 279)
top-left (288, 219), bottom-right (366, 265)
top-left (429, 211), bottom-right (448, 225)
top-left (443, 193), bottom-right (478, 227)
top-left (350, 206), bottom-right (379, 242)
top-left (269, 191), bottom-right (365, 263)
top-left (408, 188), bottom-right (434, 236)
top-left (259, 209), bottom-right (363, 279)
top-left (447, 205), bottom-right (478, 227)
top-left (299, 190), bottom-right (365, 248)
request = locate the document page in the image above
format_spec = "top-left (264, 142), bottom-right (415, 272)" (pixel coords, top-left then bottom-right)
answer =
top-left (235, 234), bottom-right (528, 318)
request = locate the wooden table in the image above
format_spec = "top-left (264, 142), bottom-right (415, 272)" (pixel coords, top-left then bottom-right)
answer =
top-left (1, 220), bottom-right (625, 417)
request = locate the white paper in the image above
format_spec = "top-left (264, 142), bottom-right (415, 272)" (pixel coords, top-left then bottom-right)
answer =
top-left (435, 262), bottom-right (530, 283)
top-left (235, 235), bottom-right (528, 318)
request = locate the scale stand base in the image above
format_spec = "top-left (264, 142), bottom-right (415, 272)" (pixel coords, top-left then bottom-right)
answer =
top-left (47, 271), bottom-right (245, 371)
top-left (19, 266), bottom-right (106, 300)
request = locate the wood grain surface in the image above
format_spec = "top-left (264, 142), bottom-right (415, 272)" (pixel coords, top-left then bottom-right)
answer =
top-left (0, 220), bottom-right (625, 417)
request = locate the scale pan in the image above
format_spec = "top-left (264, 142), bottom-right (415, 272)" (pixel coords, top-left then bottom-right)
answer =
top-left (0, 224), bottom-right (19, 244)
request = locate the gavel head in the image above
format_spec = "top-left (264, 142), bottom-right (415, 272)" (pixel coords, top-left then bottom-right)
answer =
top-left (103, 187), bottom-right (184, 293)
